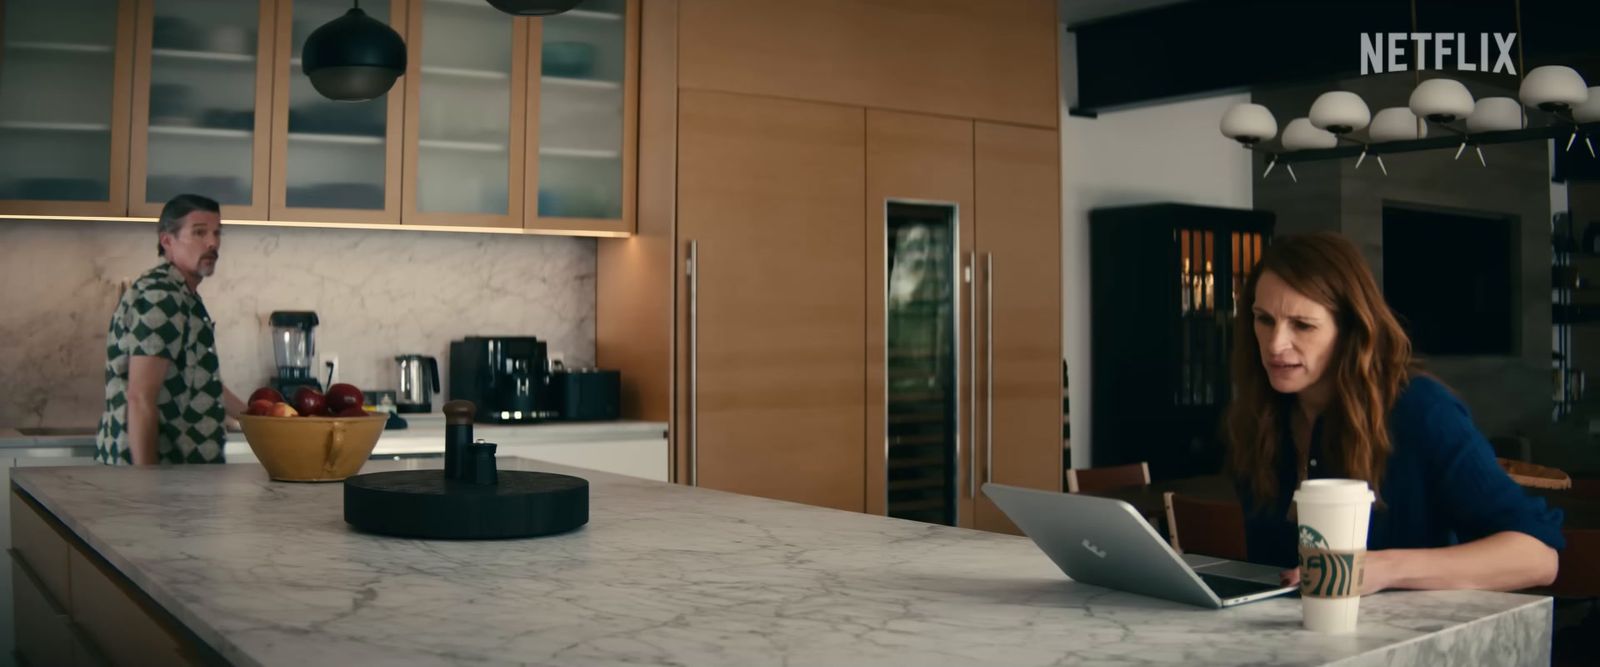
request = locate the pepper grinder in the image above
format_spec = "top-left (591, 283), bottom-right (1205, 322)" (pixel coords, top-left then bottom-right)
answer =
top-left (464, 439), bottom-right (498, 485)
top-left (443, 400), bottom-right (476, 480)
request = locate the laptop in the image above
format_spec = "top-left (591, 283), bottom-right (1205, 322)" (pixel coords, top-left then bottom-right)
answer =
top-left (983, 482), bottom-right (1297, 608)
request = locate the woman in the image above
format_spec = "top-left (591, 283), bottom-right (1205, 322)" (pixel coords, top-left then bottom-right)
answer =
top-left (1226, 232), bottom-right (1563, 594)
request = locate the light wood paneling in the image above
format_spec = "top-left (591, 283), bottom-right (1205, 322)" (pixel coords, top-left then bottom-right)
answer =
top-left (974, 121), bottom-right (1063, 534)
top-left (677, 90), bottom-right (866, 511)
top-left (11, 490), bottom-right (70, 609)
top-left (69, 545), bottom-right (195, 665)
top-left (12, 559), bottom-right (73, 667)
top-left (599, 0), bottom-right (675, 446)
top-left (864, 110), bottom-right (974, 521)
top-left (128, 0), bottom-right (274, 219)
top-left (679, 0), bottom-right (1058, 129)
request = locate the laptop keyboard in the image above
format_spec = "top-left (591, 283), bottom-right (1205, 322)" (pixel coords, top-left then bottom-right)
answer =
top-left (1198, 573), bottom-right (1285, 600)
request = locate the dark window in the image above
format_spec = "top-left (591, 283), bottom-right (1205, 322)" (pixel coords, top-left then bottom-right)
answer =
top-left (1381, 206), bottom-right (1515, 356)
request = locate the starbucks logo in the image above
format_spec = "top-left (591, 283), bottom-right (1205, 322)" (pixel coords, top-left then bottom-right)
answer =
top-left (1297, 524), bottom-right (1363, 599)
top-left (1299, 525), bottom-right (1330, 549)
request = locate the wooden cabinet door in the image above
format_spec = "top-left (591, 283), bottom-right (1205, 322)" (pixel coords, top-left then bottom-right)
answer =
top-left (527, 0), bottom-right (639, 234)
top-left (974, 121), bottom-right (1062, 534)
top-left (128, 0), bottom-right (276, 219)
top-left (400, 0), bottom-right (530, 228)
top-left (268, 0), bottom-right (406, 223)
top-left (677, 90), bottom-right (865, 512)
top-left (865, 110), bottom-right (976, 526)
top-left (0, 0), bottom-right (135, 217)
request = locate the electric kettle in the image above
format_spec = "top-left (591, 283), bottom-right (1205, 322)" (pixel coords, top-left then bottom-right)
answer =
top-left (395, 354), bottom-right (440, 413)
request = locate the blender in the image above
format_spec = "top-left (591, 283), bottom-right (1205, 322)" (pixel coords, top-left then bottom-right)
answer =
top-left (269, 311), bottom-right (321, 398)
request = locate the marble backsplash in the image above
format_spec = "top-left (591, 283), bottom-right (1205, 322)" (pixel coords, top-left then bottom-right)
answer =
top-left (0, 219), bottom-right (595, 428)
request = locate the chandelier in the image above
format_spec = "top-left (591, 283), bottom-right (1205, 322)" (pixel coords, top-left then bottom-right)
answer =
top-left (1220, 65), bottom-right (1600, 181)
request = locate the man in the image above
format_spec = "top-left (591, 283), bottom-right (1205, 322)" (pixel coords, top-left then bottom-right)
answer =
top-left (95, 194), bottom-right (246, 465)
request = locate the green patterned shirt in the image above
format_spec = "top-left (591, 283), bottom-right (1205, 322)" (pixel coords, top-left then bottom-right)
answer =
top-left (95, 261), bottom-right (227, 465)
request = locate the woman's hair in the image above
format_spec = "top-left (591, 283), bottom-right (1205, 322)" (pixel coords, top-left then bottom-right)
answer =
top-left (1225, 232), bottom-right (1416, 508)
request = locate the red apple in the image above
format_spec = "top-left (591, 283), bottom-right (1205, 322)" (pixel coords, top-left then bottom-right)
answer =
top-left (247, 399), bottom-right (275, 416)
top-left (292, 387), bottom-right (325, 418)
top-left (269, 402), bottom-right (298, 418)
top-left (336, 406), bottom-right (370, 418)
top-left (326, 383), bottom-right (364, 411)
top-left (248, 387), bottom-right (285, 404)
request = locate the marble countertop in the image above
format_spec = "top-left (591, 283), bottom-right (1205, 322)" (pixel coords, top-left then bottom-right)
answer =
top-left (12, 461), bottom-right (1551, 667)
top-left (0, 419), bottom-right (667, 453)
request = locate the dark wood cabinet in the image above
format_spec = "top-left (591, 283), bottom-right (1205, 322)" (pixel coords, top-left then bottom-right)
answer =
top-left (1089, 203), bottom-right (1273, 481)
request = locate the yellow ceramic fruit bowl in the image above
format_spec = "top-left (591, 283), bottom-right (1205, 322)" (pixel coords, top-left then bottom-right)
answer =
top-left (237, 414), bottom-right (387, 482)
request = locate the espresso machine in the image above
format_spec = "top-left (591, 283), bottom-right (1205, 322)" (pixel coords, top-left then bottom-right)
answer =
top-left (449, 336), bottom-right (554, 423)
top-left (269, 311), bottom-right (321, 397)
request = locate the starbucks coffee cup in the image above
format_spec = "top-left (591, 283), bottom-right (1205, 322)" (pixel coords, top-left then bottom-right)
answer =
top-left (1293, 479), bottom-right (1375, 633)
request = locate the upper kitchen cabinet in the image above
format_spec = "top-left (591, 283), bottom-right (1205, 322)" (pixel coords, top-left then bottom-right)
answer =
top-left (400, 0), bottom-right (528, 228)
top-left (528, 0), bottom-right (636, 233)
top-left (679, 0), bottom-right (1058, 129)
top-left (129, 0), bottom-right (275, 218)
top-left (0, 0), bottom-right (136, 217)
top-left (269, 0), bottom-right (406, 223)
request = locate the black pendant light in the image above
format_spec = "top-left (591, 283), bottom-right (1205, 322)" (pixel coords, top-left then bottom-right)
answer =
top-left (301, 1), bottom-right (407, 102)
top-left (486, 0), bottom-right (583, 17)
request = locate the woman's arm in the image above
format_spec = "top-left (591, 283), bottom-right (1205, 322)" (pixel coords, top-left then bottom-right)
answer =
top-left (1361, 531), bottom-right (1558, 594)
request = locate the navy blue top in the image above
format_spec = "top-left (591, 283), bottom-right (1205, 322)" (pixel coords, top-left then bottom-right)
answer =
top-left (1239, 375), bottom-right (1566, 568)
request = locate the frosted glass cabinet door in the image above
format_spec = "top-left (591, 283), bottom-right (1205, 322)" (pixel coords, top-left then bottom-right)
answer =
top-left (270, 0), bottom-right (405, 222)
top-left (0, 0), bottom-right (134, 216)
top-left (401, 0), bottom-right (527, 228)
top-left (130, 0), bottom-right (274, 218)
top-left (532, 0), bottom-right (634, 228)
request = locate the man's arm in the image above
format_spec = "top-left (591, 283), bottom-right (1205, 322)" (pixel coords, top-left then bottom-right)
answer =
top-left (125, 355), bottom-right (170, 465)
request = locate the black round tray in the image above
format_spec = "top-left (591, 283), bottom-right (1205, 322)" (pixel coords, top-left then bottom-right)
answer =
top-left (343, 470), bottom-right (588, 539)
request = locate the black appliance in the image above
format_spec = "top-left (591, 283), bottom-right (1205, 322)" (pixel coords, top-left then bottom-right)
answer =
top-left (1089, 203), bottom-right (1274, 481)
top-left (449, 337), bottom-right (555, 423)
top-left (269, 311), bottom-right (321, 398)
top-left (549, 368), bottom-right (621, 421)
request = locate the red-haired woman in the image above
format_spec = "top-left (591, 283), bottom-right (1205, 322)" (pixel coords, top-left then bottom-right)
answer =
top-left (1227, 232), bottom-right (1562, 593)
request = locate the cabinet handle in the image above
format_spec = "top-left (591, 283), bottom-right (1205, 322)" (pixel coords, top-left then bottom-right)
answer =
top-left (968, 252), bottom-right (978, 500)
top-left (985, 252), bottom-right (994, 486)
top-left (688, 240), bottom-right (699, 487)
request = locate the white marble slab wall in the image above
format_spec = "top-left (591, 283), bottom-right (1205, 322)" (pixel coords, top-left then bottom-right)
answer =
top-left (0, 219), bottom-right (595, 427)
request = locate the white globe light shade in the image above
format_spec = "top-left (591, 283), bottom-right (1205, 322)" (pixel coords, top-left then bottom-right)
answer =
top-left (1409, 78), bottom-right (1474, 123)
top-left (1466, 97), bottom-right (1526, 133)
top-left (1309, 91), bottom-right (1371, 133)
top-left (1519, 65), bottom-right (1588, 112)
top-left (1281, 117), bottom-right (1337, 150)
top-left (1219, 103), bottom-right (1278, 144)
top-left (1573, 86), bottom-right (1600, 123)
top-left (1368, 107), bottom-right (1426, 142)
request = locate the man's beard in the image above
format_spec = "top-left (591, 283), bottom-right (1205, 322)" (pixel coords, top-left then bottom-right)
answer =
top-left (198, 256), bottom-right (218, 277)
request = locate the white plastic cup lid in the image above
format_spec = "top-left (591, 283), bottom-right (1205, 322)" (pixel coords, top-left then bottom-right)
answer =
top-left (1292, 478), bottom-right (1375, 505)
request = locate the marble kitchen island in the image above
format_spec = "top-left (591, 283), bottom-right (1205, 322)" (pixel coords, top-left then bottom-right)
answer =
top-left (10, 460), bottom-right (1552, 666)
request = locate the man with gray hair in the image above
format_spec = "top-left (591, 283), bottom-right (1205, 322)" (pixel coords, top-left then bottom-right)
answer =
top-left (95, 194), bottom-right (245, 465)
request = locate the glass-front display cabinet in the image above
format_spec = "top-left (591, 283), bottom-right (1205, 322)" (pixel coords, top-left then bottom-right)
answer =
top-left (0, 0), bottom-right (134, 216)
top-left (884, 202), bottom-right (960, 526)
top-left (130, 0), bottom-right (274, 218)
top-left (531, 0), bottom-right (634, 231)
top-left (402, 0), bottom-right (528, 227)
top-left (270, 0), bottom-right (405, 223)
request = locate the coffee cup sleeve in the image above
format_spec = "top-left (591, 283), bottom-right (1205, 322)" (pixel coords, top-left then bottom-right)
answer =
top-left (1298, 546), bottom-right (1367, 599)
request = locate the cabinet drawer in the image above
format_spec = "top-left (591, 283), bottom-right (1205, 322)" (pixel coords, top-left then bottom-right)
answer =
top-left (11, 490), bottom-right (71, 608)
top-left (13, 557), bottom-right (73, 667)
top-left (67, 547), bottom-right (194, 666)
